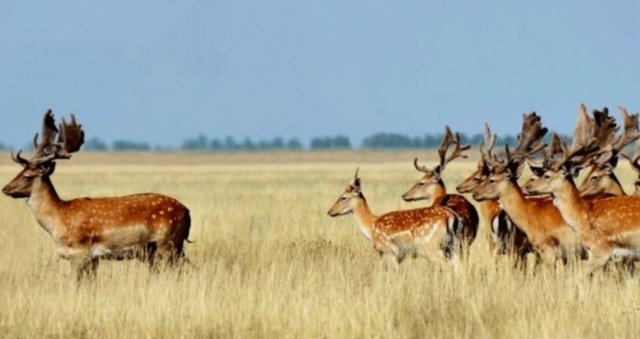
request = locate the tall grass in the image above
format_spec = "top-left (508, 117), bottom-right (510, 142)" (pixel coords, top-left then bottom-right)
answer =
top-left (0, 157), bottom-right (639, 338)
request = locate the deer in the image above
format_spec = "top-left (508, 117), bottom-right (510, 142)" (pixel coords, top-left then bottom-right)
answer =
top-left (327, 168), bottom-right (460, 268)
top-left (471, 112), bottom-right (585, 267)
top-left (524, 105), bottom-right (640, 273)
top-left (456, 123), bottom-right (532, 262)
top-left (621, 140), bottom-right (640, 196)
top-left (402, 126), bottom-right (478, 252)
top-left (2, 110), bottom-right (192, 281)
top-left (577, 107), bottom-right (640, 196)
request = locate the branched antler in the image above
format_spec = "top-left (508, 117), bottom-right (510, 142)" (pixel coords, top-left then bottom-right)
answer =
top-left (622, 140), bottom-right (640, 174)
top-left (414, 126), bottom-right (470, 174)
top-left (12, 110), bottom-right (85, 167)
top-left (483, 112), bottom-right (548, 176)
top-left (612, 106), bottom-right (640, 153)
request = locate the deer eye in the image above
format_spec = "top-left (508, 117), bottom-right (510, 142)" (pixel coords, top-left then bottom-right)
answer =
top-left (340, 196), bottom-right (348, 201)
top-left (488, 179), bottom-right (496, 184)
top-left (543, 175), bottom-right (551, 180)
top-left (591, 176), bottom-right (599, 181)
top-left (418, 182), bottom-right (426, 186)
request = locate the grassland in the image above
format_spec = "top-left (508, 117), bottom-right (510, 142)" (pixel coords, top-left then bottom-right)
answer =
top-left (1, 151), bottom-right (640, 338)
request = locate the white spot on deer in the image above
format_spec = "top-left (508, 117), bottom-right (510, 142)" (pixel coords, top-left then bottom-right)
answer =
top-left (152, 214), bottom-right (156, 219)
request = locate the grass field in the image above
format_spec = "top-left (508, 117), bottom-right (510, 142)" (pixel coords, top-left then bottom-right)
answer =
top-left (1, 151), bottom-right (640, 338)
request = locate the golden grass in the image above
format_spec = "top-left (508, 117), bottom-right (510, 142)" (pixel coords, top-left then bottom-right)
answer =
top-left (1, 152), bottom-right (640, 338)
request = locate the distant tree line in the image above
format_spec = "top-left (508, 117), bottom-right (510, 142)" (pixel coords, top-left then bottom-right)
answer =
top-left (7, 132), bottom-right (573, 152)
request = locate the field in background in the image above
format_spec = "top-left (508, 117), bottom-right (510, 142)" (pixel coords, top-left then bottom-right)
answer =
top-left (1, 151), bottom-right (640, 338)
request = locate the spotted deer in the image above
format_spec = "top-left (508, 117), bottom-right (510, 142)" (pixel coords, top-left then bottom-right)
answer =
top-left (621, 140), bottom-right (640, 196)
top-left (472, 112), bottom-right (585, 266)
top-left (402, 126), bottom-right (478, 250)
top-left (456, 123), bottom-right (532, 262)
top-left (577, 107), bottom-right (640, 196)
top-left (2, 110), bottom-right (192, 280)
top-left (525, 106), bottom-right (640, 273)
top-left (328, 169), bottom-right (460, 267)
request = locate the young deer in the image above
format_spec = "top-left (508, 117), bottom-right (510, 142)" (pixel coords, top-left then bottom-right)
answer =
top-left (402, 126), bottom-right (478, 250)
top-left (525, 107), bottom-right (640, 272)
top-left (328, 169), bottom-right (460, 267)
top-left (472, 113), bottom-right (584, 266)
top-left (456, 124), bottom-right (532, 261)
top-left (2, 110), bottom-right (192, 281)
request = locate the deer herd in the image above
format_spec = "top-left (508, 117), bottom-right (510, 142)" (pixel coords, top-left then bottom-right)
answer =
top-left (4, 106), bottom-right (640, 281)
top-left (329, 104), bottom-right (640, 275)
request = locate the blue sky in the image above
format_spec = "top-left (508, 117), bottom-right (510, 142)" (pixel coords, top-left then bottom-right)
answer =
top-left (0, 1), bottom-right (638, 147)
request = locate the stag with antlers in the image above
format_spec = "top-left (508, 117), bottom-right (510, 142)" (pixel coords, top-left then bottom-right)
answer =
top-left (328, 169), bottom-right (461, 268)
top-left (470, 112), bottom-right (585, 266)
top-left (456, 124), bottom-right (532, 261)
top-left (525, 105), bottom-right (640, 273)
top-left (402, 126), bottom-right (479, 251)
top-left (2, 110), bottom-right (192, 281)
top-left (576, 107), bottom-right (640, 196)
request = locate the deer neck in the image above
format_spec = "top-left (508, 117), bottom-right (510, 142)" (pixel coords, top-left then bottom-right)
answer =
top-left (550, 180), bottom-right (590, 234)
top-left (27, 176), bottom-right (63, 237)
top-left (352, 197), bottom-right (377, 241)
top-left (479, 200), bottom-right (500, 224)
top-left (496, 181), bottom-right (535, 238)
top-left (429, 183), bottom-right (447, 205)
top-left (605, 173), bottom-right (626, 196)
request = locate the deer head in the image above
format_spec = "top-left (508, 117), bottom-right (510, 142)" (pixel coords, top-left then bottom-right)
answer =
top-left (402, 126), bottom-right (470, 203)
top-left (2, 110), bottom-right (85, 198)
top-left (525, 104), bottom-right (604, 196)
top-left (328, 168), bottom-right (364, 217)
top-left (621, 138), bottom-right (640, 195)
top-left (472, 112), bottom-right (548, 201)
top-left (579, 106), bottom-right (640, 196)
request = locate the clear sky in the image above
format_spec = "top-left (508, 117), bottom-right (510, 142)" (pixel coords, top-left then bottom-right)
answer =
top-left (1, 1), bottom-right (638, 147)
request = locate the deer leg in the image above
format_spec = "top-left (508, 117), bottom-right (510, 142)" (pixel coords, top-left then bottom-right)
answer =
top-left (74, 257), bottom-right (99, 282)
top-left (585, 248), bottom-right (612, 277)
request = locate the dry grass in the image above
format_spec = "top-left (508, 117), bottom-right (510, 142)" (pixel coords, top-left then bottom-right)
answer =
top-left (1, 152), bottom-right (640, 338)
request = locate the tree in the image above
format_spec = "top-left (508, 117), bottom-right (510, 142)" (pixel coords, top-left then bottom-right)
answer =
top-left (112, 140), bottom-right (151, 151)
top-left (84, 137), bottom-right (108, 151)
top-left (181, 134), bottom-right (208, 150)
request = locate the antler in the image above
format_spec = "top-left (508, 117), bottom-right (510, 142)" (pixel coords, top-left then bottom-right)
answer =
top-left (622, 140), bottom-right (640, 173)
top-left (612, 106), bottom-right (640, 153)
top-left (31, 112), bottom-right (85, 165)
top-left (480, 123), bottom-right (497, 161)
top-left (10, 150), bottom-right (30, 167)
top-left (509, 112), bottom-right (548, 160)
top-left (592, 107), bottom-right (618, 151)
top-left (436, 126), bottom-right (470, 172)
top-left (32, 109), bottom-right (59, 159)
top-left (414, 126), bottom-right (470, 174)
top-left (350, 167), bottom-right (361, 188)
top-left (552, 104), bottom-right (601, 171)
top-left (413, 158), bottom-right (430, 173)
top-left (483, 112), bottom-right (548, 174)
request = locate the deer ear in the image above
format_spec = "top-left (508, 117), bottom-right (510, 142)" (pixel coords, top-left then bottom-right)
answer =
top-left (513, 162), bottom-right (525, 179)
top-left (528, 164), bottom-right (546, 178)
top-left (39, 162), bottom-right (56, 176)
top-left (434, 165), bottom-right (443, 176)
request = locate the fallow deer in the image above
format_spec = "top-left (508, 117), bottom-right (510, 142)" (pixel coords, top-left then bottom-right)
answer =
top-left (525, 106), bottom-right (640, 273)
top-left (328, 169), bottom-right (460, 267)
top-left (472, 113), bottom-right (584, 266)
top-left (621, 140), bottom-right (640, 196)
top-left (456, 124), bottom-right (532, 261)
top-left (578, 107), bottom-right (640, 196)
top-left (402, 126), bottom-right (479, 250)
top-left (2, 110), bottom-right (192, 281)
